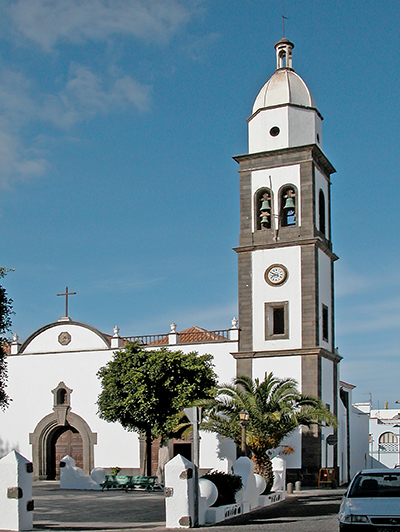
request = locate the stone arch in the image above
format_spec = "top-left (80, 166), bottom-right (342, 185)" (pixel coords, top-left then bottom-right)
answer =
top-left (29, 411), bottom-right (97, 480)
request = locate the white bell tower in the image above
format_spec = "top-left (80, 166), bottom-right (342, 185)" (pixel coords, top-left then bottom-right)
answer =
top-left (234, 38), bottom-right (341, 485)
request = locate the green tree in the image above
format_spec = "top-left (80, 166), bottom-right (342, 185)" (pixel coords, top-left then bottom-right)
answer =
top-left (0, 268), bottom-right (13, 410)
top-left (202, 373), bottom-right (336, 491)
top-left (97, 342), bottom-right (217, 475)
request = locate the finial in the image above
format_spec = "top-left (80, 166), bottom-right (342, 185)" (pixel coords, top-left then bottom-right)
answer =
top-left (170, 322), bottom-right (177, 333)
top-left (231, 317), bottom-right (238, 329)
top-left (12, 333), bottom-right (19, 343)
top-left (113, 325), bottom-right (120, 337)
top-left (274, 37), bottom-right (294, 70)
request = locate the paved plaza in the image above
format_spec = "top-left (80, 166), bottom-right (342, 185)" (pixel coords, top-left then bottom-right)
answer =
top-left (31, 482), bottom-right (344, 532)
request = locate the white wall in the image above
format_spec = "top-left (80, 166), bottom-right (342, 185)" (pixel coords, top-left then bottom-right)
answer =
top-left (252, 247), bottom-right (302, 351)
top-left (199, 432), bottom-right (236, 471)
top-left (22, 322), bottom-right (109, 353)
top-left (288, 106), bottom-right (321, 149)
top-left (248, 106), bottom-right (321, 154)
top-left (349, 405), bottom-right (369, 478)
top-left (249, 107), bottom-right (289, 153)
top-left (167, 341), bottom-right (237, 385)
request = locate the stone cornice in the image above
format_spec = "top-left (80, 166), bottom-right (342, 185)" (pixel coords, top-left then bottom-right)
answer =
top-left (234, 347), bottom-right (342, 363)
top-left (233, 144), bottom-right (336, 177)
top-left (233, 237), bottom-right (339, 261)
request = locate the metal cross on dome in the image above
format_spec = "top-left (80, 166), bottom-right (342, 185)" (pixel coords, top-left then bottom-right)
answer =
top-left (57, 286), bottom-right (76, 318)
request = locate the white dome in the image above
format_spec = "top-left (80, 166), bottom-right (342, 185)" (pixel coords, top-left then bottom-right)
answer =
top-left (253, 68), bottom-right (316, 114)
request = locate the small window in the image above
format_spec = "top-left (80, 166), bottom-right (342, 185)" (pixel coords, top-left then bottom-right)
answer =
top-left (269, 126), bottom-right (280, 137)
top-left (52, 381), bottom-right (72, 408)
top-left (265, 301), bottom-right (289, 340)
top-left (280, 186), bottom-right (297, 227)
top-left (57, 389), bottom-right (67, 405)
top-left (273, 307), bottom-right (285, 334)
top-left (319, 190), bottom-right (326, 236)
top-left (322, 305), bottom-right (329, 342)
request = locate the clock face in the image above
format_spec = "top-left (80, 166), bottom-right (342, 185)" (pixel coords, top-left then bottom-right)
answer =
top-left (265, 264), bottom-right (287, 286)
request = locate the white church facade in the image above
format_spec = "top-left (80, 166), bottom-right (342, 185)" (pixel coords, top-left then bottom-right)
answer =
top-left (2, 38), bottom-right (357, 485)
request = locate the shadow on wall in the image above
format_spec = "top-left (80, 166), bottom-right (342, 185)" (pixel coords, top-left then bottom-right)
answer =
top-left (216, 434), bottom-right (236, 461)
top-left (369, 456), bottom-right (390, 469)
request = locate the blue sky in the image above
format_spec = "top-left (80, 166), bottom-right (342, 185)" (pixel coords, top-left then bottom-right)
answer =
top-left (1, 0), bottom-right (399, 407)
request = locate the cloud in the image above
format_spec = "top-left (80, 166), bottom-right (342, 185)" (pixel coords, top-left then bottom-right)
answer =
top-left (0, 63), bottom-right (151, 186)
top-left (0, 125), bottom-right (48, 189)
top-left (41, 63), bottom-right (151, 127)
top-left (0, 0), bottom-right (199, 186)
top-left (5, 0), bottom-right (196, 51)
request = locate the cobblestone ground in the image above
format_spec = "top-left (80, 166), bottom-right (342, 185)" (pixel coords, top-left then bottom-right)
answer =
top-left (32, 482), bottom-right (344, 532)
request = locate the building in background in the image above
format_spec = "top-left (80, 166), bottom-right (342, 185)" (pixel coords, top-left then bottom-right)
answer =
top-left (354, 403), bottom-right (400, 470)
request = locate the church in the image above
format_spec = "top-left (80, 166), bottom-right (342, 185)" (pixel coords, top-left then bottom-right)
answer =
top-left (2, 38), bottom-right (351, 486)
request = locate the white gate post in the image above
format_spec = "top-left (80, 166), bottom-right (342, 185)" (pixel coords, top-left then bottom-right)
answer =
top-left (0, 450), bottom-right (34, 531)
top-left (164, 454), bottom-right (195, 528)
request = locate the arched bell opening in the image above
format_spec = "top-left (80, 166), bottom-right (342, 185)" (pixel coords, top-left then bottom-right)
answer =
top-left (279, 185), bottom-right (297, 227)
top-left (255, 187), bottom-right (273, 231)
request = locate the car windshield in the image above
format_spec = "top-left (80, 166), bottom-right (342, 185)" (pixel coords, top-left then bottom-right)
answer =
top-left (349, 472), bottom-right (400, 498)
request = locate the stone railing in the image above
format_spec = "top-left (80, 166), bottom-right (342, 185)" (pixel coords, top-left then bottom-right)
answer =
top-left (121, 329), bottom-right (235, 346)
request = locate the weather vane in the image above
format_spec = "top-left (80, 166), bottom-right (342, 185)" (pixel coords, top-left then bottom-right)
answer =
top-left (282, 6), bottom-right (289, 37)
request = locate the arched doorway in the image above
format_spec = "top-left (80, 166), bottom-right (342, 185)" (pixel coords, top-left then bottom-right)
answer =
top-left (30, 412), bottom-right (97, 480)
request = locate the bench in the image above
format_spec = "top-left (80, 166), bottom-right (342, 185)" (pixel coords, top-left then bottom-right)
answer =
top-left (100, 475), bottom-right (158, 491)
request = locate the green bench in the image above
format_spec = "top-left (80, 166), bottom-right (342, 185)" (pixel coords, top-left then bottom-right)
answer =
top-left (100, 475), bottom-right (158, 491)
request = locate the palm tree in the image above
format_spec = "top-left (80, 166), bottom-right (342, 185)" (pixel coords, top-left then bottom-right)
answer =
top-left (201, 373), bottom-right (337, 491)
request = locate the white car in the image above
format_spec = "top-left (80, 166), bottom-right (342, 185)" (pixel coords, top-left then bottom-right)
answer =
top-left (338, 469), bottom-right (400, 531)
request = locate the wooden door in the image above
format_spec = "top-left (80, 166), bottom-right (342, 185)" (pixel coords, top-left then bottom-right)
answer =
top-left (55, 429), bottom-right (83, 479)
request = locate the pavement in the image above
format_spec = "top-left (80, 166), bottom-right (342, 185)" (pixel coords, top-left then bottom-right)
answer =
top-left (31, 482), bottom-right (345, 532)
top-left (33, 482), bottom-right (166, 531)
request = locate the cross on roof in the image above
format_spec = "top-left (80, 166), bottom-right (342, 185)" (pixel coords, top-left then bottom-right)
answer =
top-left (57, 286), bottom-right (76, 318)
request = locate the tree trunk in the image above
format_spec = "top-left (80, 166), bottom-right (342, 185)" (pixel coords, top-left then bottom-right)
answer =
top-left (252, 453), bottom-right (274, 493)
top-left (146, 428), bottom-right (152, 476)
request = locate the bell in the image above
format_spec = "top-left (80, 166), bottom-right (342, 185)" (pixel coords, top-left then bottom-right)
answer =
top-left (283, 196), bottom-right (295, 210)
top-left (260, 199), bottom-right (270, 211)
top-left (260, 213), bottom-right (270, 225)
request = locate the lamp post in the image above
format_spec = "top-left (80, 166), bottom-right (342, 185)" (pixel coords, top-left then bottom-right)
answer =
top-left (239, 410), bottom-right (249, 456)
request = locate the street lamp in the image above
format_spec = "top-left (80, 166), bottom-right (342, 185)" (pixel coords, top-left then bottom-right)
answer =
top-left (239, 410), bottom-right (249, 455)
